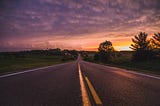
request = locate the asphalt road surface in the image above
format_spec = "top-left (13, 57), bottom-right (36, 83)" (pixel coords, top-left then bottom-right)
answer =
top-left (80, 61), bottom-right (160, 106)
top-left (0, 62), bottom-right (82, 106)
top-left (0, 56), bottom-right (160, 106)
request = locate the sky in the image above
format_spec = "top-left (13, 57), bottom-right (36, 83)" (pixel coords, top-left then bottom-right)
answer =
top-left (0, 0), bottom-right (160, 51)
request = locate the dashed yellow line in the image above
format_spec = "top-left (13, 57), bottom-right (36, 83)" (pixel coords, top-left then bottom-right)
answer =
top-left (84, 76), bottom-right (103, 106)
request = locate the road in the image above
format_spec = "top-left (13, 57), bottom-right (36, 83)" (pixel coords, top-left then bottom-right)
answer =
top-left (0, 56), bottom-right (160, 106)
top-left (0, 62), bottom-right (82, 106)
top-left (80, 61), bottom-right (160, 106)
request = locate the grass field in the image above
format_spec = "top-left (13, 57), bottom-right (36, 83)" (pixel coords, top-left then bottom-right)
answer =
top-left (82, 51), bottom-right (160, 75)
top-left (0, 55), bottom-right (73, 74)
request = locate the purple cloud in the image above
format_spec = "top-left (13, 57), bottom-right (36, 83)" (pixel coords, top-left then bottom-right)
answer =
top-left (0, 0), bottom-right (160, 51)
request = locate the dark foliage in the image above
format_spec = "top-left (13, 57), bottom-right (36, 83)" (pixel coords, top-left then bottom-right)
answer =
top-left (151, 33), bottom-right (160, 58)
top-left (130, 32), bottom-right (153, 61)
top-left (94, 53), bottom-right (99, 61)
top-left (61, 49), bottom-right (78, 61)
top-left (0, 48), bottom-right (78, 61)
top-left (132, 49), bottom-right (154, 61)
top-left (152, 32), bottom-right (160, 49)
top-left (95, 40), bottom-right (115, 62)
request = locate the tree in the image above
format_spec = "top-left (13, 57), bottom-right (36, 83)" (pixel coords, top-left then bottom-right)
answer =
top-left (98, 40), bottom-right (114, 52)
top-left (94, 53), bottom-right (100, 61)
top-left (130, 32), bottom-right (153, 61)
top-left (95, 40), bottom-right (115, 62)
top-left (151, 32), bottom-right (160, 57)
top-left (130, 32), bottom-right (150, 51)
top-left (151, 32), bottom-right (160, 49)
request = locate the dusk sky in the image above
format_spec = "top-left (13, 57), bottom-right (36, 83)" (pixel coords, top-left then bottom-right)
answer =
top-left (0, 0), bottom-right (160, 51)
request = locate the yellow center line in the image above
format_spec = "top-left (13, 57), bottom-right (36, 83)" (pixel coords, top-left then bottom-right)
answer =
top-left (78, 63), bottom-right (91, 106)
top-left (84, 77), bottom-right (103, 106)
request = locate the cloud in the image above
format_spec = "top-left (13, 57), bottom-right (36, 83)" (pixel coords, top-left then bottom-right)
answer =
top-left (0, 0), bottom-right (160, 51)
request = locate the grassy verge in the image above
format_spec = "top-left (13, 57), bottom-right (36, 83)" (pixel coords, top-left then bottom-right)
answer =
top-left (108, 59), bottom-right (160, 75)
top-left (82, 52), bottom-right (160, 75)
top-left (0, 55), bottom-right (73, 74)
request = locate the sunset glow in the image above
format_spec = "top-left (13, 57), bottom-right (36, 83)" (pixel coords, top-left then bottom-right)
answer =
top-left (0, 0), bottom-right (160, 51)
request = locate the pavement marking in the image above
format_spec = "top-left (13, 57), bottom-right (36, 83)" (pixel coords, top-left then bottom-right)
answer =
top-left (0, 63), bottom-right (69, 78)
top-left (84, 76), bottom-right (103, 106)
top-left (109, 66), bottom-right (160, 80)
top-left (78, 63), bottom-right (91, 106)
top-left (0, 66), bottom-right (53, 78)
top-left (125, 70), bottom-right (160, 80)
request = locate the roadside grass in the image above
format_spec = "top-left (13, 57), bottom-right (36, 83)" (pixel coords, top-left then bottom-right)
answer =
top-left (82, 52), bottom-right (160, 75)
top-left (109, 57), bottom-right (160, 75)
top-left (0, 55), bottom-right (70, 74)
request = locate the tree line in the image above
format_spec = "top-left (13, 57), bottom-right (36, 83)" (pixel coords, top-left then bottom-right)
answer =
top-left (95, 32), bottom-right (160, 62)
top-left (0, 48), bottom-right (78, 61)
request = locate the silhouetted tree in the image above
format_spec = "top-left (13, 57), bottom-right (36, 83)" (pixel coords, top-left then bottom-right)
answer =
top-left (98, 40), bottom-right (114, 52)
top-left (151, 32), bottom-right (160, 57)
top-left (130, 32), bottom-right (150, 50)
top-left (50, 48), bottom-right (61, 55)
top-left (95, 40), bottom-right (115, 62)
top-left (130, 32), bottom-right (153, 61)
top-left (94, 53), bottom-right (99, 61)
top-left (151, 33), bottom-right (160, 49)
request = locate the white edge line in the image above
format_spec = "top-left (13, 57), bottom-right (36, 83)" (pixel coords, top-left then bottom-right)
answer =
top-left (106, 65), bottom-right (160, 80)
top-left (123, 70), bottom-right (160, 80)
top-left (0, 62), bottom-right (69, 78)
top-left (83, 61), bottom-right (160, 80)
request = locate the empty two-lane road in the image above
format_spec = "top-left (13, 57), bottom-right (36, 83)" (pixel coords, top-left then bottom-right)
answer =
top-left (0, 57), bottom-right (160, 106)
